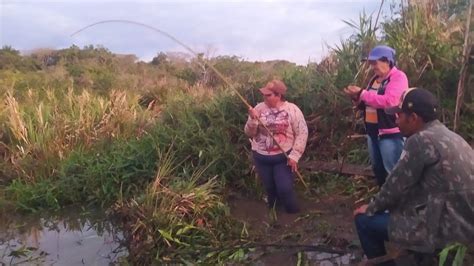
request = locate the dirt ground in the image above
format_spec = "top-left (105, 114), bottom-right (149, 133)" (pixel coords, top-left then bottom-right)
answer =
top-left (228, 176), bottom-right (474, 266)
top-left (228, 188), bottom-right (362, 265)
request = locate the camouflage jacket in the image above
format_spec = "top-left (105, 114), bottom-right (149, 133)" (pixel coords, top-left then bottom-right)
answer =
top-left (366, 120), bottom-right (474, 252)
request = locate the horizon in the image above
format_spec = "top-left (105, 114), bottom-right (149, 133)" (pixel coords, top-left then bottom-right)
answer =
top-left (1, 0), bottom-right (393, 65)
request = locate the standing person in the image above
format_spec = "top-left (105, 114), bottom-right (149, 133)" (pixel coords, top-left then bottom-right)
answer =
top-left (245, 79), bottom-right (308, 213)
top-left (344, 45), bottom-right (408, 186)
top-left (353, 88), bottom-right (474, 265)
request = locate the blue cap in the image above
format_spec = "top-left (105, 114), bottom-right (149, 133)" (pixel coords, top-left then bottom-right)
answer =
top-left (367, 45), bottom-right (396, 65)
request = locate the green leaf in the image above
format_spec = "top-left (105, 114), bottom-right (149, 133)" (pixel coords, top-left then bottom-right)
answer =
top-left (453, 244), bottom-right (467, 266)
top-left (439, 243), bottom-right (463, 266)
top-left (176, 225), bottom-right (196, 235)
top-left (158, 229), bottom-right (174, 241)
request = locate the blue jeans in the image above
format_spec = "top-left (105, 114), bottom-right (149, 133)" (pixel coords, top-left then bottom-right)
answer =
top-left (367, 135), bottom-right (404, 186)
top-left (252, 151), bottom-right (299, 213)
top-left (355, 213), bottom-right (395, 266)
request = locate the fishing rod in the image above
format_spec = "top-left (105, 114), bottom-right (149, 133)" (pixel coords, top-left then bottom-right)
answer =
top-left (71, 20), bottom-right (308, 188)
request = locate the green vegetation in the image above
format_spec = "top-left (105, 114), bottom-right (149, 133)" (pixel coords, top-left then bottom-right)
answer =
top-left (0, 0), bottom-right (472, 264)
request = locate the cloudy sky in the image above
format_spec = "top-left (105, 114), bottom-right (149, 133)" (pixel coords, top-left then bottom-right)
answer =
top-left (1, 0), bottom-right (393, 65)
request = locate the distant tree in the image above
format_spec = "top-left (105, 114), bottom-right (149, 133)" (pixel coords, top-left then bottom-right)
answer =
top-left (0, 45), bottom-right (40, 71)
top-left (0, 46), bottom-right (21, 69)
top-left (30, 48), bottom-right (59, 67)
top-left (151, 52), bottom-right (168, 66)
top-left (0, 45), bottom-right (20, 55)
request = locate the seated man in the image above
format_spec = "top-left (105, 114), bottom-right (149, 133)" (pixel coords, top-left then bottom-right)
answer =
top-left (353, 88), bottom-right (474, 265)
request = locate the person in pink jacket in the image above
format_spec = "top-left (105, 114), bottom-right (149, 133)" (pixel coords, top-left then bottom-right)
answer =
top-left (344, 45), bottom-right (408, 186)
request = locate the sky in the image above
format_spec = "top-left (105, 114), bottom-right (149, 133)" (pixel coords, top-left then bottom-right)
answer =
top-left (0, 0), bottom-right (394, 65)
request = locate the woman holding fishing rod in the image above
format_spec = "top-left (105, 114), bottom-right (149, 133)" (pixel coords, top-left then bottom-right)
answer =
top-left (245, 79), bottom-right (308, 214)
top-left (344, 45), bottom-right (408, 187)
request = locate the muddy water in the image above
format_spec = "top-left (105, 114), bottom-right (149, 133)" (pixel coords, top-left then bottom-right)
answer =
top-left (0, 193), bottom-right (361, 265)
top-left (228, 194), bottom-right (362, 265)
top-left (0, 209), bottom-right (126, 265)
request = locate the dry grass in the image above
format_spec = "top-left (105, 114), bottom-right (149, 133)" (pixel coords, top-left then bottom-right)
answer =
top-left (1, 86), bottom-right (159, 180)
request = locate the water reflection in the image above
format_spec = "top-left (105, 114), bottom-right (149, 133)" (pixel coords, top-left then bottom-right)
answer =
top-left (0, 209), bottom-right (126, 265)
top-left (305, 251), bottom-right (356, 265)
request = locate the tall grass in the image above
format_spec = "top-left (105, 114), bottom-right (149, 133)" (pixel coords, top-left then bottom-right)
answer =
top-left (384, 3), bottom-right (462, 96)
top-left (6, 133), bottom-right (158, 210)
top-left (1, 86), bottom-right (158, 181)
top-left (4, 86), bottom-right (259, 211)
top-left (113, 145), bottom-right (244, 264)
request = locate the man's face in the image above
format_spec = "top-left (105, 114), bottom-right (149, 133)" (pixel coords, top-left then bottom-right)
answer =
top-left (396, 112), bottom-right (416, 137)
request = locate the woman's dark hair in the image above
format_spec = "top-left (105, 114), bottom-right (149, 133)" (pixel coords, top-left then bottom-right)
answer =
top-left (379, 56), bottom-right (394, 68)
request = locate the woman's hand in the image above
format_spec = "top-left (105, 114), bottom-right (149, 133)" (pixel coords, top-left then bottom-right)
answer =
top-left (288, 158), bottom-right (298, 173)
top-left (353, 204), bottom-right (368, 217)
top-left (248, 108), bottom-right (259, 120)
top-left (344, 85), bottom-right (362, 99)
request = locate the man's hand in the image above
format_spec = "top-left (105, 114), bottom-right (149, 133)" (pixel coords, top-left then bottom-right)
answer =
top-left (248, 107), bottom-right (259, 120)
top-left (353, 204), bottom-right (368, 217)
top-left (288, 158), bottom-right (298, 173)
top-left (344, 85), bottom-right (362, 99)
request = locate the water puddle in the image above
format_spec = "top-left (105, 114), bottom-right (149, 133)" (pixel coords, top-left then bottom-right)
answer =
top-left (302, 238), bottom-right (359, 265)
top-left (305, 251), bottom-right (356, 265)
top-left (0, 209), bottom-right (126, 265)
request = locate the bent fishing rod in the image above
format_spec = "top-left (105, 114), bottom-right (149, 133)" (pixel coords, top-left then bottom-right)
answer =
top-left (71, 20), bottom-right (309, 188)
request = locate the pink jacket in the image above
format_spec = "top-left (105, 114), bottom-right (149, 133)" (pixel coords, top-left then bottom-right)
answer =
top-left (360, 66), bottom-right (408, 135)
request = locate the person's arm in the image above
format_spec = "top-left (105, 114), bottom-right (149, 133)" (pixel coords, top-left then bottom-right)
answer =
top-left (366, 134), bottom-right (439, 215)
top-left (288, 105), bottom-right (308, 162)
top-left (359, 71), bottom-right (408, 109)
top-left (244, 104), bottom-right (261, 137)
